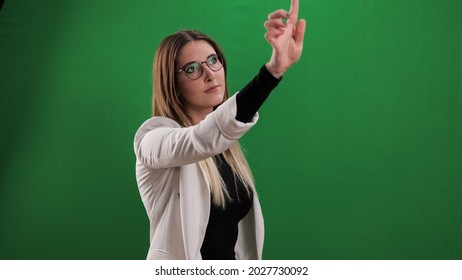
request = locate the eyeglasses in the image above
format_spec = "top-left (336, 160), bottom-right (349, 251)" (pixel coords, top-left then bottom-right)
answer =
top-left (177, 54), bottom-right (224, 80)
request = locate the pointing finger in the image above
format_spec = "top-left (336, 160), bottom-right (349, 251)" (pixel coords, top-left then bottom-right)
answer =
top-left (287, 0), bottom-right (299, 24)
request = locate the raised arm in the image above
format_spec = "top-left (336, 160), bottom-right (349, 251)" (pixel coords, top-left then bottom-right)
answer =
top-left (234, 0), bottom-right (307, 122)
top-left (134, 95), bottom-right (258, 169)
top-left (264, 0), bottom-right (306, 78)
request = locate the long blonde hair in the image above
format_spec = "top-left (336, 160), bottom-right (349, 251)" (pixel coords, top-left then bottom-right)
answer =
top-left (152, 30), bottom-right (255, 208)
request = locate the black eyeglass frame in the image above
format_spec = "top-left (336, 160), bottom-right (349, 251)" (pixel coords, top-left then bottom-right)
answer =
top-left (176, 53), bottom-right (224, 80)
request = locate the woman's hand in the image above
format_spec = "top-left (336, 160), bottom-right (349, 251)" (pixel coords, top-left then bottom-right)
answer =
top-left (264, 0), bottom-right (306, 78)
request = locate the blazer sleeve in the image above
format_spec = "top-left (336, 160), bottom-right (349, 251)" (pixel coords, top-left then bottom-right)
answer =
top-left (134, 94), bottom-right (258, 169)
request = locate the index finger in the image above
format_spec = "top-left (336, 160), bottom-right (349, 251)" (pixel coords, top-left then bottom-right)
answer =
top-left (288, 0), bottom-right (299, 24)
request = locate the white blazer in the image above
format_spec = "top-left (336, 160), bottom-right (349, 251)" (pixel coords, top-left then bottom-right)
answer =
top-left (134, 95), bottom-right (264, 260)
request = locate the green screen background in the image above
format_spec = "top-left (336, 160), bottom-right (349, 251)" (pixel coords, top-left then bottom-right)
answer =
top-left (1, 0), bottom-right (461, 259)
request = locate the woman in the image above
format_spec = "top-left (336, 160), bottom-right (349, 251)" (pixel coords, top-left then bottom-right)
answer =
top-left (134, 0), bottom-right (305, 260)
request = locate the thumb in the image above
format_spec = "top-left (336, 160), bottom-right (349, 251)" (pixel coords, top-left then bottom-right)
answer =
top-left (294, 19), bottom-right (306, 47)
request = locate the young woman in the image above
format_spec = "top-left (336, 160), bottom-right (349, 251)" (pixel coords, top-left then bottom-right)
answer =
top-left (134, 0), bottom-right (306, 260)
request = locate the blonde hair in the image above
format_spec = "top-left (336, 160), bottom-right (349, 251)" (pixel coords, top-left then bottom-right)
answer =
top-left (152, 30), bottom-right (255, 208)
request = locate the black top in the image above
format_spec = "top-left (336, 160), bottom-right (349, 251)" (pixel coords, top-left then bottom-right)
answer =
top-left (200, 65), bottom-right (281, 260)
top-left (200, 153), bottom-right (254, 259)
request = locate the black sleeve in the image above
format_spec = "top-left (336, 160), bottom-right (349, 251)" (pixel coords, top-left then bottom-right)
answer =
top-left (235, 65), bottom-right (282, 123)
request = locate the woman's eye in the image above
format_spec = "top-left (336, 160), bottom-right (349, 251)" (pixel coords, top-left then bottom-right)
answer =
top-left (185, 63), bottom-right (200, 73)
top-left (207, 55), bottom-right (218, 65)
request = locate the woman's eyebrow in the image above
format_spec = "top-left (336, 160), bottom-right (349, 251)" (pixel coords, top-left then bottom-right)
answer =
top-left (181, 53), bottom-right (218, 67)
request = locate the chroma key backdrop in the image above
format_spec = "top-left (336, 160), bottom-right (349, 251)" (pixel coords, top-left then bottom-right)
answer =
top-left (1, 0), bottom-right (461, 259)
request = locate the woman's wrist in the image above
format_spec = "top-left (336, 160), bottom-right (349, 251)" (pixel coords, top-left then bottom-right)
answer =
top-left (264, 62), bottom-right (286, 79)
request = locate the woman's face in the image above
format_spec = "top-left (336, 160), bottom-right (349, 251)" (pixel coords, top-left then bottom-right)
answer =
top-left (176, 40), bottom-right (225, 122)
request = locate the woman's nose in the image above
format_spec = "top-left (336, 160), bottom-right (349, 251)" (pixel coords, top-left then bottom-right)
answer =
top-left (203, 64), bottom-right (216, 81)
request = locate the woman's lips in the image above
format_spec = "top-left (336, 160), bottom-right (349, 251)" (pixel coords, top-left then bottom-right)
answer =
top-left (205, 85), bottom-right (220, 93)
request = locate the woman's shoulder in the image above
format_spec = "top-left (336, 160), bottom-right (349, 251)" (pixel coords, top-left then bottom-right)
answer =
top-left (139, 116), bottom-right (181, 129)
top-left (134, 116), bottom-right (181, 141)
